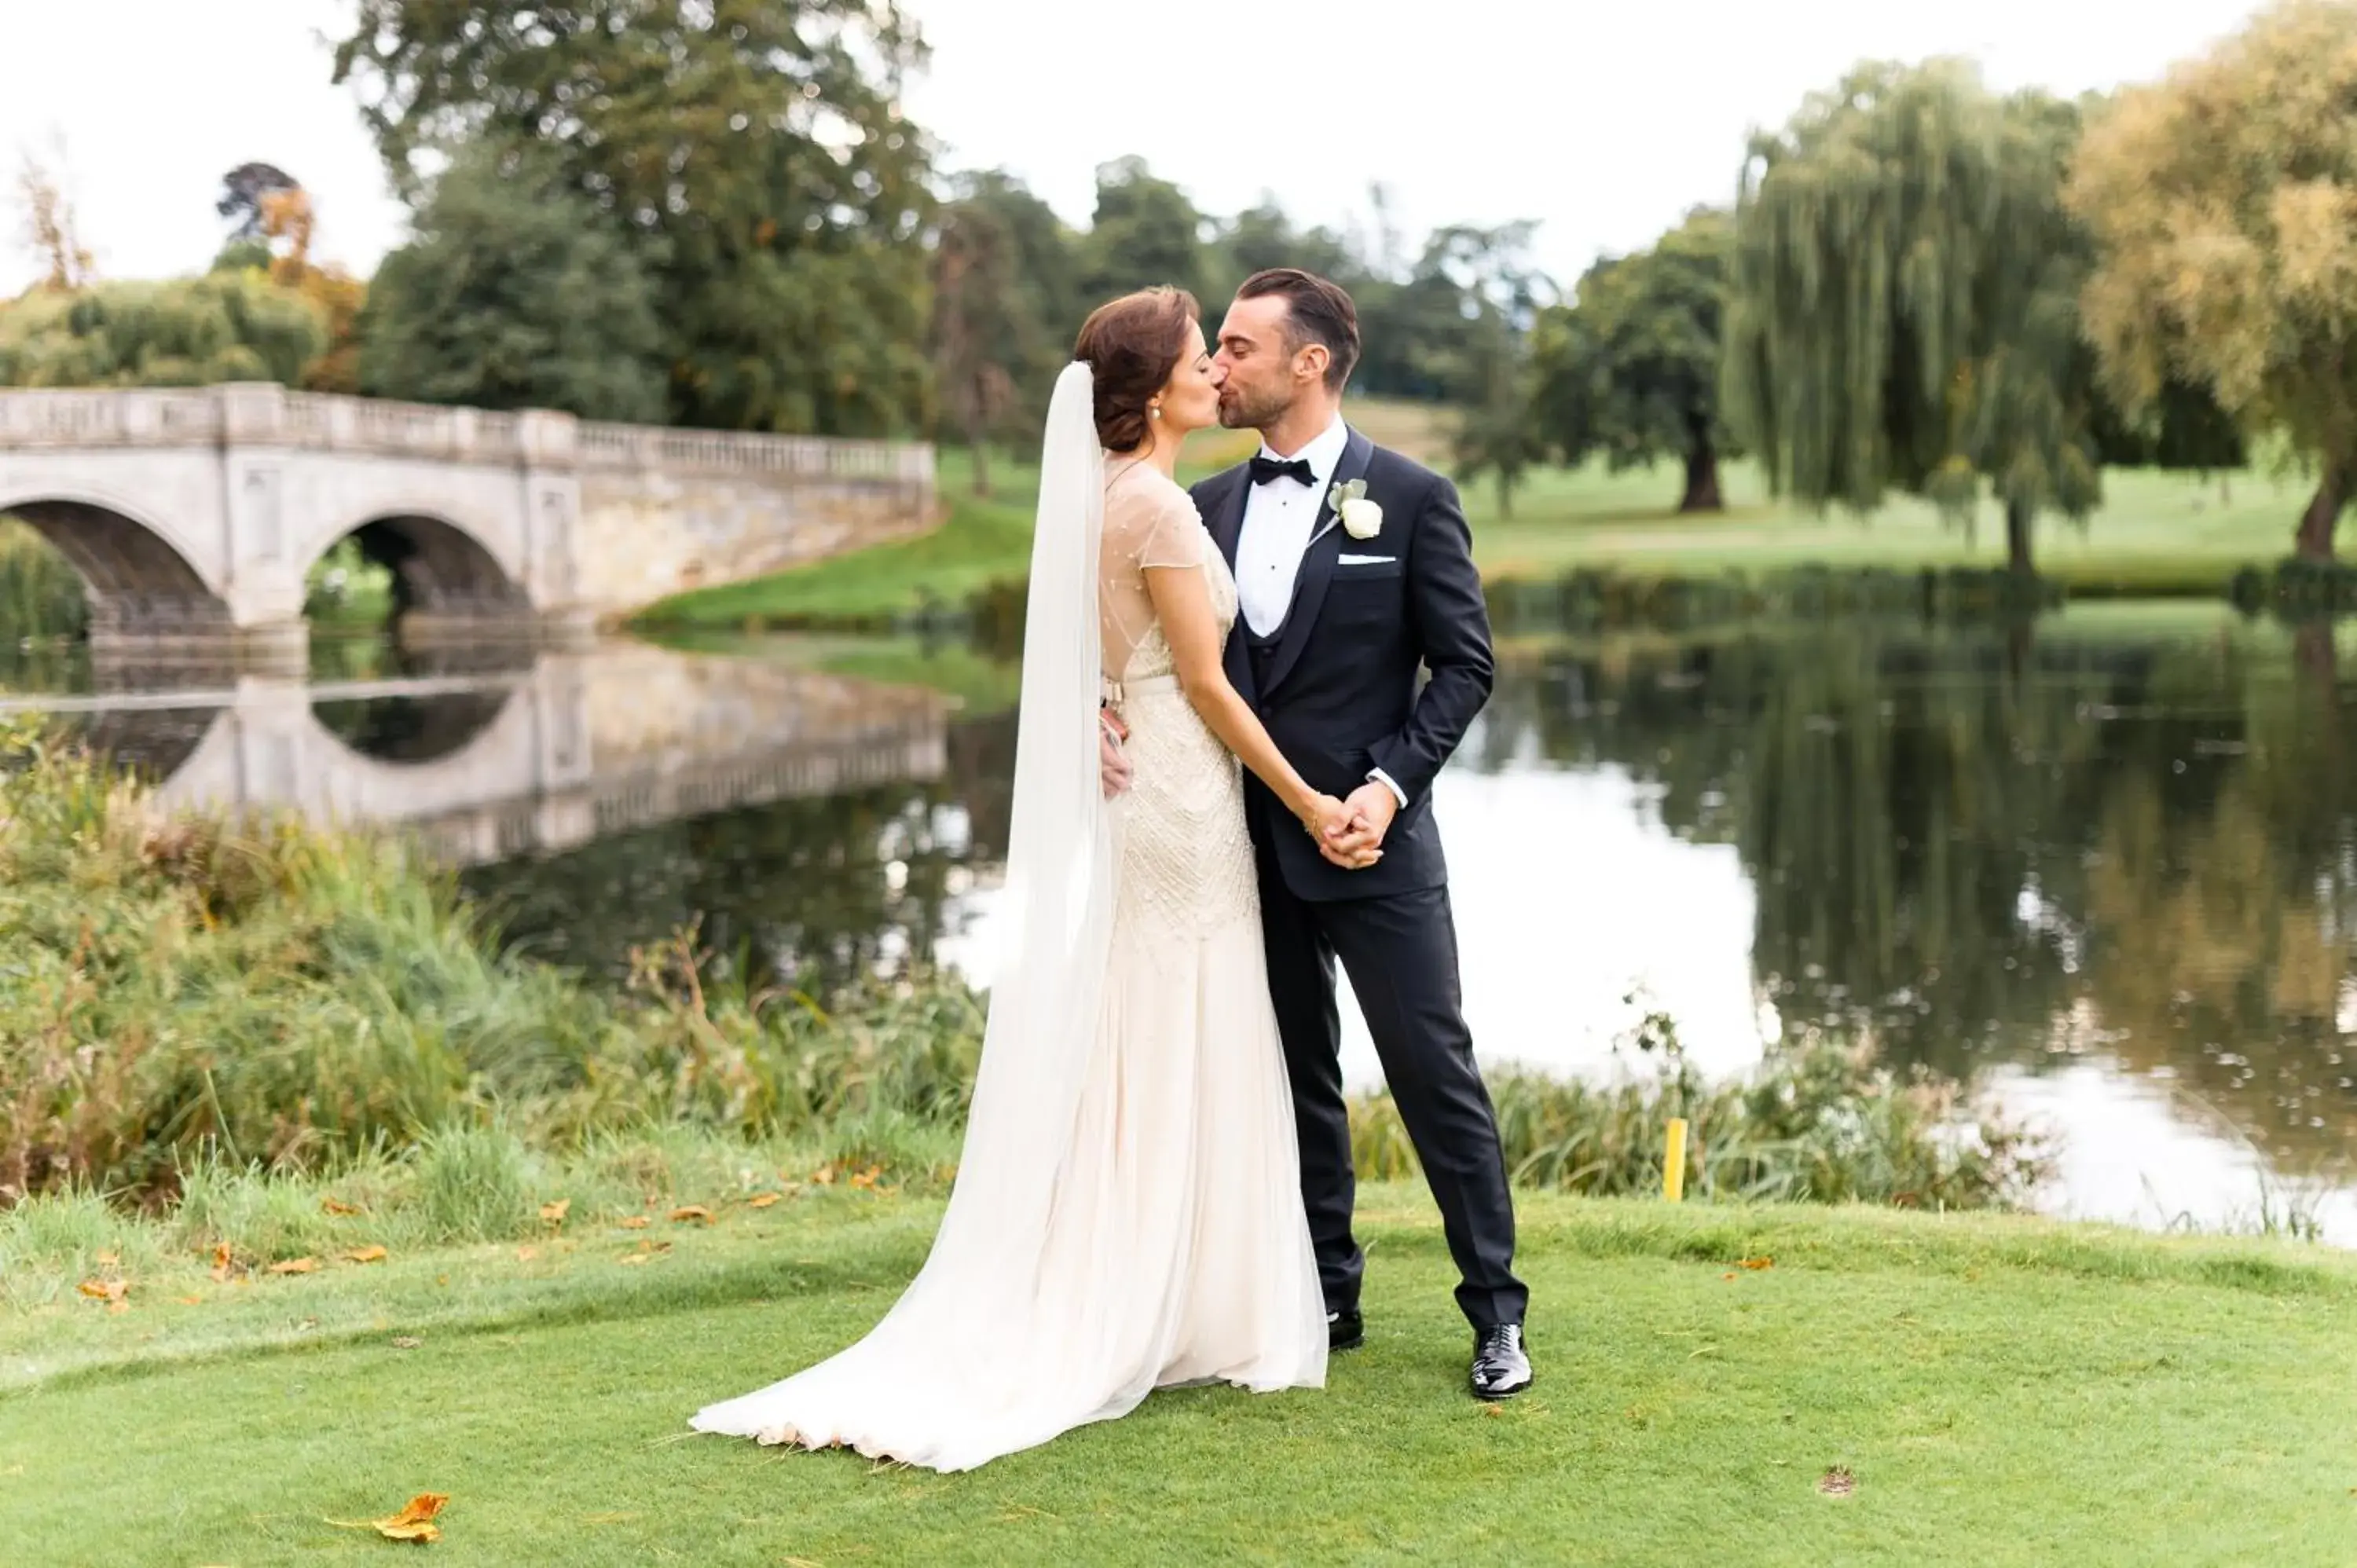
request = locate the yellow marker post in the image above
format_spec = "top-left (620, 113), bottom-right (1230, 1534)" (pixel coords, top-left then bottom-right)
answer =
top-left (1663, 1118), bottom-right (1688, 1203)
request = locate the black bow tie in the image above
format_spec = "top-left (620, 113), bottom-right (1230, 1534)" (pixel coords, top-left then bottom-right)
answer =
top-left (1249, 454), bottom-right (1316, 489)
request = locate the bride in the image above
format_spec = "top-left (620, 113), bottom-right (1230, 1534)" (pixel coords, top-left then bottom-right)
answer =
top-left (690, 288), bottom-right (1347, 1471)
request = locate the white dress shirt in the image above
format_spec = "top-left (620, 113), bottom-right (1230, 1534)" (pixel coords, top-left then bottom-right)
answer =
top-left (1235, 414), bottom-right (1350, 639)
top-left (1233, 415), bottom-right (1410, 811)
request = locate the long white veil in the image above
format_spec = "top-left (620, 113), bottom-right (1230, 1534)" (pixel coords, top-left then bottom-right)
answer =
top-left (906, 361), bottom-right (1113, 1296)
top-left (692, 363), bottom-right (1115, 1460)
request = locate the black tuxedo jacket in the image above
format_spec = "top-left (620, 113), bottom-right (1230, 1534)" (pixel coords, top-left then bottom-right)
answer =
top-left (1191, 427), bottom-right (1494, 903)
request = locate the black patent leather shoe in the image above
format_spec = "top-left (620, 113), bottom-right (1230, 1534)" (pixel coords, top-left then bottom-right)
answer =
top-left (1327, 1307), bottom-right (1364, 1352)
top-left (1469, 1324), bottom-right (1532, 1400)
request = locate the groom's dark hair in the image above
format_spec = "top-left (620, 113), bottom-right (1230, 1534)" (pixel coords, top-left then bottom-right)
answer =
top-left (1237, 268), bottom-right (1359, 392)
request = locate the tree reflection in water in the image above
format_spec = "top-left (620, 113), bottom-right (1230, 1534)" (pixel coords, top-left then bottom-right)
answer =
top-left (1482, 608), bottom-right (2357, 1182)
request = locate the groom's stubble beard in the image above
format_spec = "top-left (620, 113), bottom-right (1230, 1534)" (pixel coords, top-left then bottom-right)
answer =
top-left (1218, 379), bottom-right (1293, 436)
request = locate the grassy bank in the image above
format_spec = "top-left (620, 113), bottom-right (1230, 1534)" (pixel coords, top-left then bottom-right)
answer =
top-left (632, 401), bottom-right (2325, 634)
top-left (633, 496), bottom-right (1038, 632)
top-left (11, 1185), bottom-right (2355, 1565)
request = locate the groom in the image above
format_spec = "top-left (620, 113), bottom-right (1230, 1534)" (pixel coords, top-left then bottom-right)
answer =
top-left (1198, 268), bottom-right (1529, 1399)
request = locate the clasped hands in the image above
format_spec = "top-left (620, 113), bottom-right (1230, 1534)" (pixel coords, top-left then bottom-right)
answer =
top-left (1299, 783), bottom-right (1394, 871)
top-left (1099, 707), bottom-right (1391, 870)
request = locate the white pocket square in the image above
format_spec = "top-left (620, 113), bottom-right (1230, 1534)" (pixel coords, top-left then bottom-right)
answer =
top-left (1337, 553), bottom-right (1396, 566)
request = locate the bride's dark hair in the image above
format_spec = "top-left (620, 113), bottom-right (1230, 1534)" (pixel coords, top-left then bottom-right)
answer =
top-left (1072, 287), bottom-right (1199, 452)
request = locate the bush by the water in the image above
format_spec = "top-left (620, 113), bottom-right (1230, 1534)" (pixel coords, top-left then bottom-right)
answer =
top-left (0, 721), bottom-right (2041, 1233)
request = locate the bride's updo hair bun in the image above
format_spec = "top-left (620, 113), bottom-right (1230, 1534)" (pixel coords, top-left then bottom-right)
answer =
top-left (1072, 286), bottom-right (1199, 452)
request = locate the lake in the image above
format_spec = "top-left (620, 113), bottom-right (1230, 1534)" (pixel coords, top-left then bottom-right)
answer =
top-left (11, 600), bottom-right (2357, 1243)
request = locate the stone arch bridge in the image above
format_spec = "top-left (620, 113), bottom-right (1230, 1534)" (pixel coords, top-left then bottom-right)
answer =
top-left (0, 384), bottom-right (934, 652)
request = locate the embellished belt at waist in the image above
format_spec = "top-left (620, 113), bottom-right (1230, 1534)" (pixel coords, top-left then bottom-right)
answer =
top-left (1102, 672), bottom-right (1180, 705)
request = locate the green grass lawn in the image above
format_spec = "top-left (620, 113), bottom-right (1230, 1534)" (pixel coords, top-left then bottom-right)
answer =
top-left (633, 399), bottom-right (2326, 632)
top-left (1472, 460), bottom-right (2311, 598)
top-left (632, 496), bottom-right (1040, 631)
top-left (13, 1185), bottom-right (2356, 1566)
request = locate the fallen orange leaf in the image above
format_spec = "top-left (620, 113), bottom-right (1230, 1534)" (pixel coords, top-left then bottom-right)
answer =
top-left (747, 1193), bottom-right (782, 1209)
top-left (669, 1205), bottom-right (714, 1225)
top-left (321, 1197), bottom-right (362, 1216)
top-left (617, 1215), bottom-right (651, 1230)
top-left (812, 1167), bottom-right (837, 1187)
top-left (1722, 1272), bottom-right (1739, 1282)
top-left (346, 1245), bottom-right (388, 1265)
top-left (208, 1241), bottom-right (234, 1282)
top-left (176, 1295), bottom-right (205, 1306)
top-left (1739, 1256), bottom-right (1774, 1271)
top-left (849, 1166), bottom-right (882, 1191)
top-left (539, 1199), bottom-right (570, 1225)
top-left (268, 1258), bottom-right (318, 1276)
top-left (328, 1492), bottom-right (449, 1544)
top-left (77, 1278), bottom-right (124, 1302)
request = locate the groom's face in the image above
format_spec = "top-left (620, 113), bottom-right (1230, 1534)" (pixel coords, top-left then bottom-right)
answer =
top-left (1212, 295), bottom-right (1301, 433)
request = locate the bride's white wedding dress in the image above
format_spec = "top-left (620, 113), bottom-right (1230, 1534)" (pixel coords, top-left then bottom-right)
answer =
top-left (690, 368), bottom-right (1325, 1473)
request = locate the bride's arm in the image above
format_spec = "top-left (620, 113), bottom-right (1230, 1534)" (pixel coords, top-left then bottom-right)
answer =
top-left (1144, 562), bottom-right (1358, 845)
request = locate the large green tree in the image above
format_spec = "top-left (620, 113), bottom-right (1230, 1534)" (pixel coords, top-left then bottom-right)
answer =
top-left (357, 141), bottom-right (667, 421)
top-left (1416, 224), bottom-right (1550, 514)
top-left (1534, 207), bottom-right (1736, 512)
top-left (929, 173), bottom-right (1073, 496)
top-left (2068, 0), bottom-right (2357, 559)
top-left (1723, 61), bottom-right (2104, 576)
top-left (332, 1), bottom-right (933, 436)
top-left (1078, 156), bottom-right (1209, 302)
top-left (1450, 311), bottom-right (1545, 518)
top-left (1214, 198), bottom-right (1361, 302)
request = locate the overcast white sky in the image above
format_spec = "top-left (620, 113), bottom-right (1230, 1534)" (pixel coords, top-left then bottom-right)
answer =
top-left (0, 0), bottom-right (2267, 298)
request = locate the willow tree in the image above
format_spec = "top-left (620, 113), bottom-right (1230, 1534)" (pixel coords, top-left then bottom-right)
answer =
top-left (1723, 61), bottom-right (2102, 576)
top-left (2069, 1), bottom-right (2357, 560)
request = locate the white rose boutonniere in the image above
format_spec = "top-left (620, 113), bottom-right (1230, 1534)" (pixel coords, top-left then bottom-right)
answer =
top-left (1330, 478), bottom-right (1383, 540)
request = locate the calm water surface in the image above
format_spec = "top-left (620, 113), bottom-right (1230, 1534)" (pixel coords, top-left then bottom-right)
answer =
top-left (16, 603), bottom-right (2357, 1242)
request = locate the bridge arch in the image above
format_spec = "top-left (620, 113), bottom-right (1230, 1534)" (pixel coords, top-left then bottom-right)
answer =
top-left (300, 505), bottom-right (530, 627)
top-left (310, 681), bottom-right (519, 764)
top-left (0, 488), bottom-right (233, 639)
top-left (149, 669), bottom-right (558, 830)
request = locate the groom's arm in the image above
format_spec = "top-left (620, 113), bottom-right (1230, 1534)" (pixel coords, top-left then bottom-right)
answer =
top-left (1366, 474), bottom-right (1493, 804)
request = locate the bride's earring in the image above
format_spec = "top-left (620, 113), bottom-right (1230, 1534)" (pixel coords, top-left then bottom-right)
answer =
top-left (1150, 404), bottom-right (1162, 420)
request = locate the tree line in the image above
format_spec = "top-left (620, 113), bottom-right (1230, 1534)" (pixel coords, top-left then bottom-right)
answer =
top-left (4, 2), bottom-right (1539, 461)
top-left (1537, 2), bottom-right (2357, 572)
top-left (8, 1), bottom-right (2357, 572)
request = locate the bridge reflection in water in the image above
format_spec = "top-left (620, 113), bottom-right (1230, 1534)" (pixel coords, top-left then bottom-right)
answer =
top-left (4, 642), bottom-right (950, 867)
